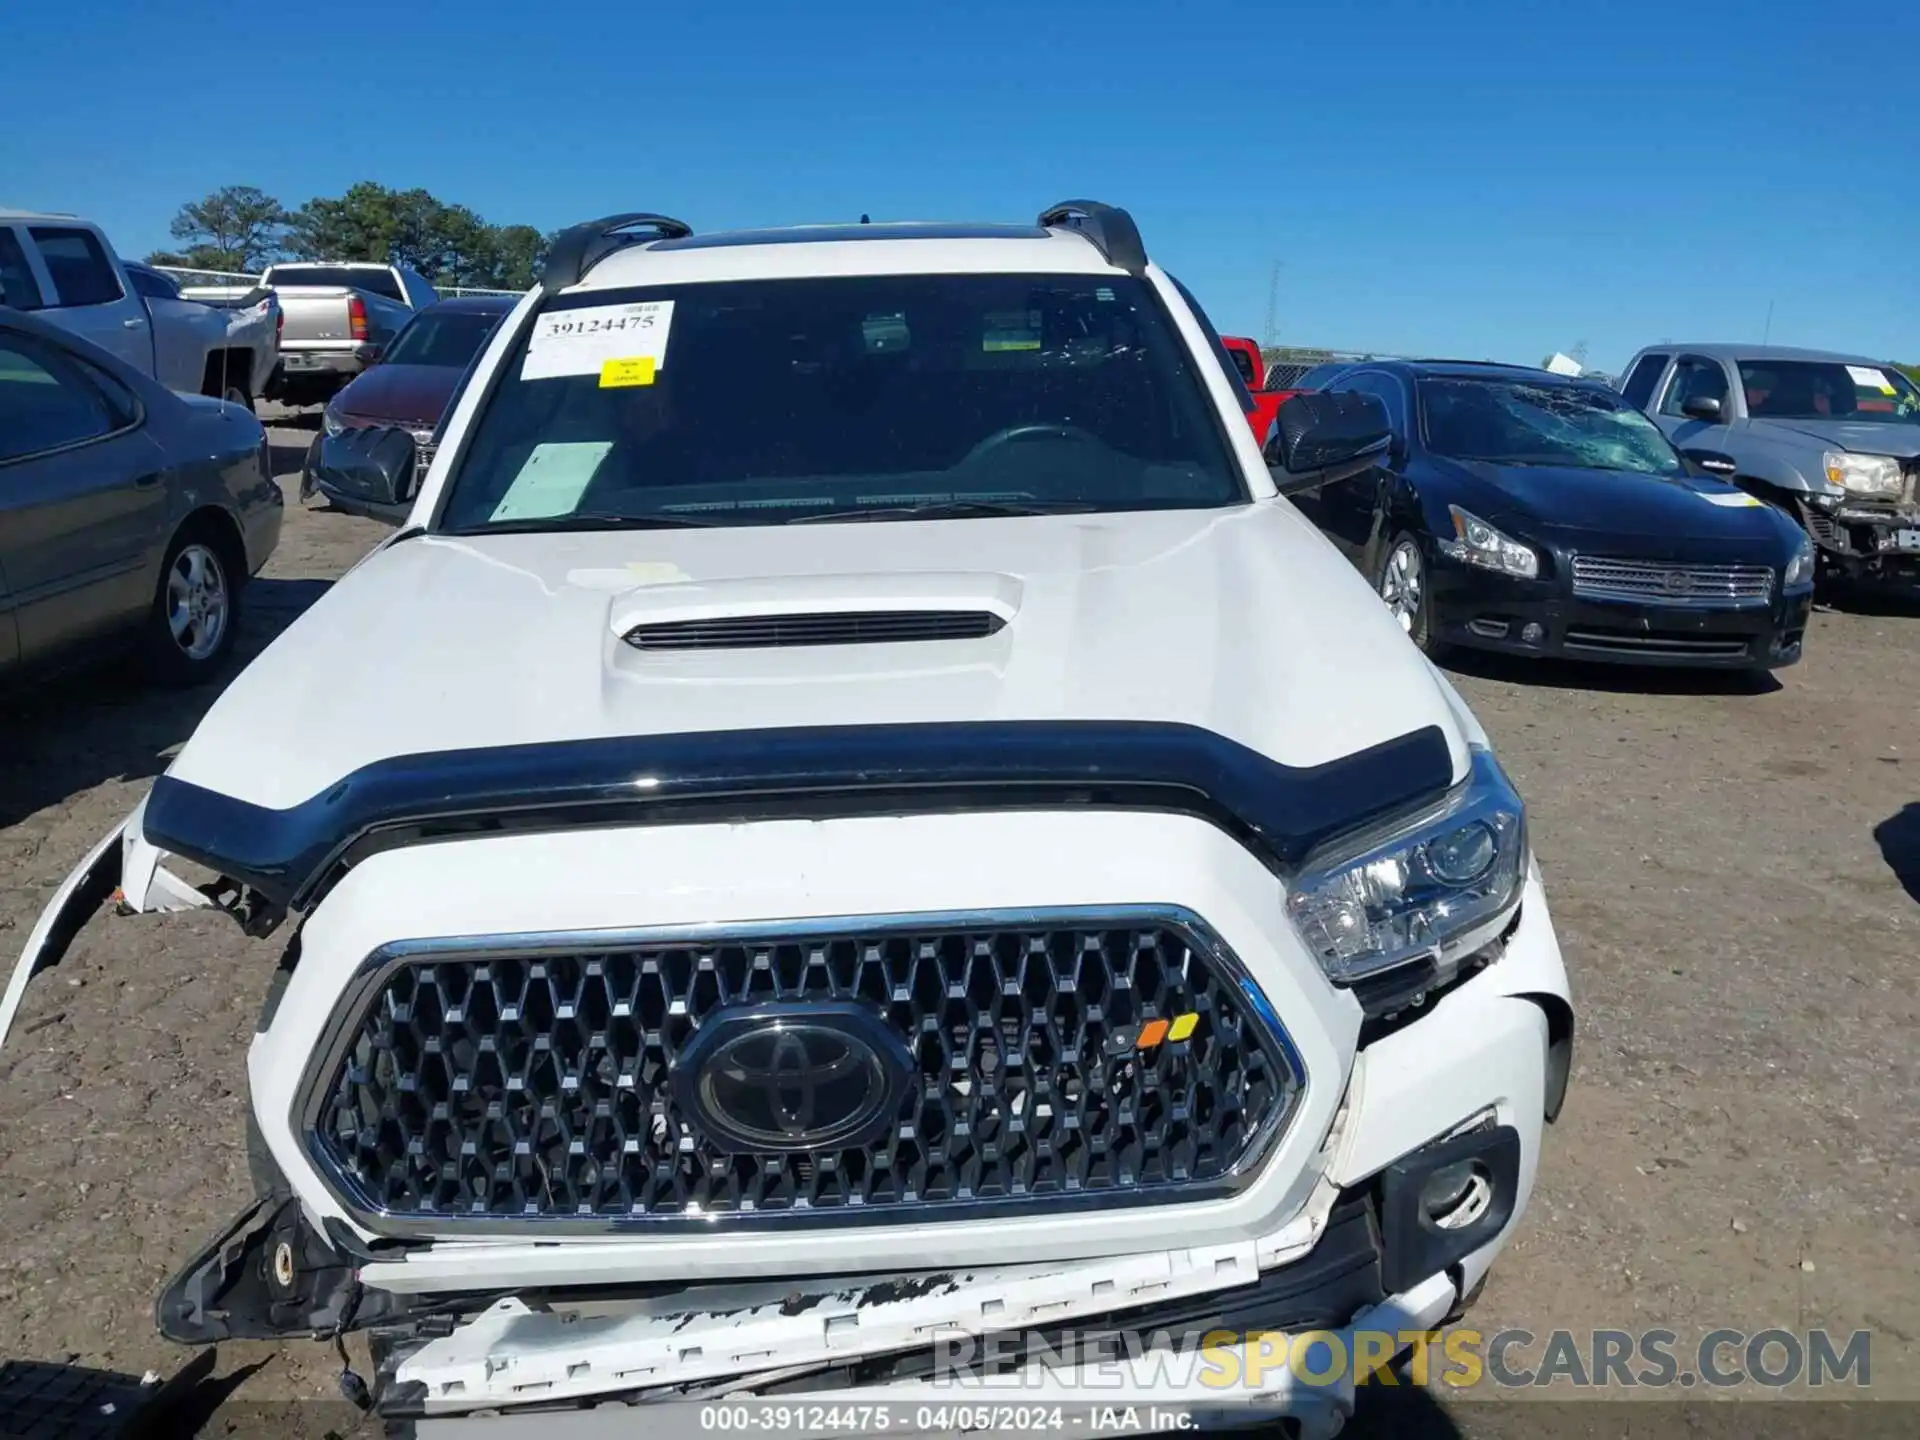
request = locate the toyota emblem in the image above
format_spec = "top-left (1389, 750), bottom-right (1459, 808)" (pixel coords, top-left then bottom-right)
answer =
top-left (673, 1002), bottom-right (912, 1153)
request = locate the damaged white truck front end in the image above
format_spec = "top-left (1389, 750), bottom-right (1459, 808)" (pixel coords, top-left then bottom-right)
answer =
top-left (2, 202), bottom-right (1574, 1439)
top-left (8, 776), bottom-right (1570, 1438)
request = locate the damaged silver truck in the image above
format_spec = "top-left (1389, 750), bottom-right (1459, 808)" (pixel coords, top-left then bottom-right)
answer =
top-left (2, 202), bottom-right (1573, 1438)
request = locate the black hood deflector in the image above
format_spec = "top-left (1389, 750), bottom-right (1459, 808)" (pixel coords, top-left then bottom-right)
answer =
top-left (142, 721), bottom-right (1455, 910)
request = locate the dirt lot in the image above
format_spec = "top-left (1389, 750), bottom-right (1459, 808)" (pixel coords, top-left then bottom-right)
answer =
top-left (1, 414), bottom-right (1916, 1436)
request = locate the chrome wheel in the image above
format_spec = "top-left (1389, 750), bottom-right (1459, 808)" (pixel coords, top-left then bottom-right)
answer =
top-left (1379, 539), bottom-right (1424, 633)
top-left (166, 543), bottom-right (229, 661)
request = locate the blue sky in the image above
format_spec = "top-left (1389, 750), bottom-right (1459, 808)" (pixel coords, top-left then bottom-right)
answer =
top-left (6, 0), bottom-right (1916, 374)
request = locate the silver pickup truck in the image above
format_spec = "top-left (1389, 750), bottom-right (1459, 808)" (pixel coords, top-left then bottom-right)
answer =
top-left (1621, 343), bottom-right (1920, 584)
top-left (257, 261), bottom-right (437, 407)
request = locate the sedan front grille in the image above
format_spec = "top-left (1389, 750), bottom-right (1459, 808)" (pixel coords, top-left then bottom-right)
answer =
top-left (303, 911), bottom-right (1300, 1233)
top-left (1563, 627), bottom-right (1751, 660)
top-left (1571, 556), bottom-right (1774, 607)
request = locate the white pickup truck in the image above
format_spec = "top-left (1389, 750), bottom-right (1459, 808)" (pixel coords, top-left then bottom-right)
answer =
top-left (0, 210), bottom-right (278, 409)
top-left (1, 203), bottom-right (1574, 1438)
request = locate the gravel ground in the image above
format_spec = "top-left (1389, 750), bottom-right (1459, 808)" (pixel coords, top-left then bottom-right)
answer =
top-left (0, 413), bottom-right (1915, 1436)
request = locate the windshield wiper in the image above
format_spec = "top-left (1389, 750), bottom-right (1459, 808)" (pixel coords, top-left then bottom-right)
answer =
top-left (787, 499), bottom-right (1096, 525)
top-left (447, 511), bottom-right (727, 536)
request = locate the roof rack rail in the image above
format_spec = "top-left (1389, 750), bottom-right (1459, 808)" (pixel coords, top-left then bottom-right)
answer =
top-left (541, 212), bottom-right (694, 291)
top-left (1037, 200), bottom-right (1146, 276)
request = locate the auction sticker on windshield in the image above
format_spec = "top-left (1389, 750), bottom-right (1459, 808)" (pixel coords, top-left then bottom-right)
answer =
top-left (1845, 365), bottom-right (1897, 396)
top-left (523, 301), bottom-right (674, 381)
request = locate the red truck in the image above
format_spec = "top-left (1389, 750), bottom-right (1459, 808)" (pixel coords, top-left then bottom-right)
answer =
top-left (1220, 335), bottom-right (1302, 441)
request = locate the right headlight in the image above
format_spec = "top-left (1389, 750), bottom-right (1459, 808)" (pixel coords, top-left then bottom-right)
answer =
top-left (1287, 747), bottom-right (1526, 985)
top-left (1822, 451), bottom-right (1902, 497)
top-left (1437, 506), bottom-right (1540, 578)
top-left (321, 403), bottom-right (345, 438)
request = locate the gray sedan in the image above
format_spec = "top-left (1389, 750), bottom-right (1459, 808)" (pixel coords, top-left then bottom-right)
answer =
top-left (0, 306), bottom-right (283, 686)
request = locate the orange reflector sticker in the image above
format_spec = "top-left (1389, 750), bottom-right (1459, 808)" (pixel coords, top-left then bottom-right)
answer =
top-left (1136, 1019), bottom-right (1170, 1049)
top-left (1168, 1012), bottom-right (1199, 1043)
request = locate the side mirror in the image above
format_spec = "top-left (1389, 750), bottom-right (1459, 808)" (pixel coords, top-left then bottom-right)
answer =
top-left (361, 345), bottom-right (384, 365)
top-left (1263, 391), bottom-right (1393, 495)
top-left (312, 424), bottom-right (417, 518)
top-left (1680, 395), bottom-right (1723, 422)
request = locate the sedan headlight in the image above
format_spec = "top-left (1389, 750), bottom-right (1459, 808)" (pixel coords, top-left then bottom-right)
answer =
top-left (1287, 748), bottom-right (1526, 984)
top-left (1784, 535), bottom-right (1815, 589)
top-left (1437, 506), bottom-right (1540, 579)
top-left (321, 404), bottom-right (346, 438)
top-left (1822, 451), bottom-right (1902, 497)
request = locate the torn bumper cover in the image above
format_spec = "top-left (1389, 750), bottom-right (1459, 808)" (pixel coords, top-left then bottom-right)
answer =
top-left (0, 798), bottom-right (220, 1060)
top-left (159, 1142), bottom-right (1498, 1439)
top-left (373, 1197), bottom-right (1462, 1440)
top-left (154, 877), bottom-right (1560, 1435)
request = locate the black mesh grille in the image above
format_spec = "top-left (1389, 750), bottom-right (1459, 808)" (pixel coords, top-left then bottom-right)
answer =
top-left (624, 610), bottom-right (1004, 651)
top-left (306, 916), bottom-right (1297, 1230)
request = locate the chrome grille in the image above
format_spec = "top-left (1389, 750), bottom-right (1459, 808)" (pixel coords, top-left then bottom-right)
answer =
top-left (1571, 556), bottom-right (1774, 607)
top-left (303, 911), bottom-right (1299, 1232)
top-left (625, 609), bottom-right (1004, 651)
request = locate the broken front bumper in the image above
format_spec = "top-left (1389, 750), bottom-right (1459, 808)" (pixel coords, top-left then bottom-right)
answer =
top-left (11, 807), bottom-right (1570, 1439)
top-left (376, 1199), bottom-right (1467, 1440)
top-left (150, 869), bottom-right (1567, 1437)
top-left (1800, 492), bottom-right (1920, 573)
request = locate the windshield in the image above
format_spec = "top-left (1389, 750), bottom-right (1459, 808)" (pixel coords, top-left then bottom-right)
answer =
top-left (1737, 359), bottom-right (1920, 424)
top-left (384, 308), bottom-right (503, 368)
top-left (1420, 377), bottom-right (1685, 474)
top-left (436, 272), bottom-right (1244, 532)
top-left (268, 265), bottom-right (404, 302)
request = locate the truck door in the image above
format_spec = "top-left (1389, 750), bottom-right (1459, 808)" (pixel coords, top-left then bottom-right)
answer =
top-left (127, 265), bottom-right (214, 393)
top-left (25, 225), bottom-right (154, 375)
top-left (1654, 355), bottom-right (1736, 455)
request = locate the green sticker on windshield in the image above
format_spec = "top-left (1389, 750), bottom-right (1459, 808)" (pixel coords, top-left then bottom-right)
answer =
top-left (490, 442), bottom-right (612, 522)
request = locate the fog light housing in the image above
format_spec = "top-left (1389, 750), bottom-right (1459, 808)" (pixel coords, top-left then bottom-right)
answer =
top-left (1520, 622), bottom-right (1544, 644)
top-left (1422, 1159), bottom-right (1495, 1230)
top-left (1378, 1124), bottom-right (1521, 1293)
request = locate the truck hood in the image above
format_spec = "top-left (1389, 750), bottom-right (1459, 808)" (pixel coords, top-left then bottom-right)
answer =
top-left (165, 506), bottom-right (1466, 809)
top-left (1745, 417), bottom-right (1920, 459)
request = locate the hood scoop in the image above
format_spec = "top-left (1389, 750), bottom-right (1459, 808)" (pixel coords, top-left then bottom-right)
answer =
top-left (627, 609), bottom-right (1006, 651)
top-left (608, 571), bottom-right (1022, 652)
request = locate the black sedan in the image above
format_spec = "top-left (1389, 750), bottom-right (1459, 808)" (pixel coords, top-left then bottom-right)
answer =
top-left (1296, 361), bottom-right (1814, 670)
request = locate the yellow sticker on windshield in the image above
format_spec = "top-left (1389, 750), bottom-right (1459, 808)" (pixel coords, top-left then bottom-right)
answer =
top-left (599, 356), bottom-right (657, 388)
